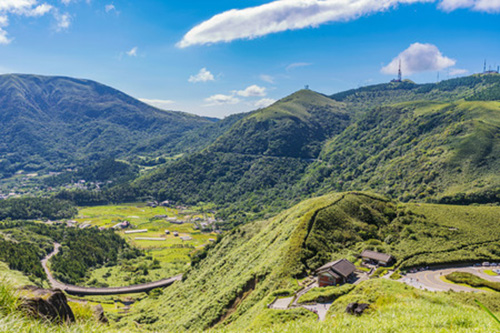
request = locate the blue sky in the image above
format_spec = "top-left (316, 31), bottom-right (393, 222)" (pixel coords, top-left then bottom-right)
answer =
top-left (0, 0), bottom-right (499, 117)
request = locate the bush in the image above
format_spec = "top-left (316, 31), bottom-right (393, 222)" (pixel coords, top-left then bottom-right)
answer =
top-left (298, 284), bottom-right (354, 304)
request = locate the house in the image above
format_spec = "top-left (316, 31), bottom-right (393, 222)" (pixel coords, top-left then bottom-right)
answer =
top-left (360, 250), bottom-right (394, 266)
top-left (316, 259), bottom-right (356, 287)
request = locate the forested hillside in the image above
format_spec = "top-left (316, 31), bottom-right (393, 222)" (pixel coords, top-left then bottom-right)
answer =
top-left (131, 90), bottom-right (351, 225)
top-left (0, 74), bottom-right (215, 178)
top-left (121, 74), bottom-right (500, 225)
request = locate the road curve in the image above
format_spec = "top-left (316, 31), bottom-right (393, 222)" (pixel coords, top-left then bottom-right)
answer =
top-left (42, 243), bottom-right (182, 296)
top-left (401, 266), bottom-right (500, 293)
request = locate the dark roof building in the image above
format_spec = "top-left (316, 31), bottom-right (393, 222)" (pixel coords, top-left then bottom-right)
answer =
top-left (316, 259), bottom-right (356, 287)
top-left (361, 250), bottom-right (394, 266)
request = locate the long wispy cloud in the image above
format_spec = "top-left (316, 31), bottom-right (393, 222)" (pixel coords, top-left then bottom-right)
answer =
top-left (177, 0), bottom-right (500, 48)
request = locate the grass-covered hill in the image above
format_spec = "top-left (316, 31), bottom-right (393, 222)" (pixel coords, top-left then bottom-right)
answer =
top-left (0, 74), bottom-right (215, 178)
top-left (330, 74), bottom-right (500, 115)
top-left (304, 99), bottom-right (500, 203)
top-left (115, 192), bottom-right (500, 332)
top-left (131, 90), bottom-right (351, 224)
top-left (121, 74), bottom-right (500, 225)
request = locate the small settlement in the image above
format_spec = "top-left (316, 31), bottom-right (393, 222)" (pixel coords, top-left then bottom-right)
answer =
top-left (316, 250), bottom-right (394, 287)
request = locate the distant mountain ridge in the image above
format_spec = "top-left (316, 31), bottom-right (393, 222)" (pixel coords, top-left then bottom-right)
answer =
top-left (0, 74), bottom-right (215, 178)
top-left (128, 74), bottom-right (500, 225)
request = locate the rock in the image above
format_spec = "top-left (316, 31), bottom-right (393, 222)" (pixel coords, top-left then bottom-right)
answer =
top-left (346, 302), bottom-right (370, 316)
top-left (93, 304), bottom-right (109, 324)
top-left (18, 286), bottom-right (75, 323)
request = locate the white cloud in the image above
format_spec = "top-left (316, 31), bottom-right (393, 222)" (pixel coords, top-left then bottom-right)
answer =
top-left (105, 4), bottom-right (117, 13)
top-left (22, 4), bottom-right (53, 17)
top-left (286, 62), bottom-right (312, 71)
top-left (177, 0), bottom-right (436, 48)
top-left (204, 94), bottom-right (240, 106)
top-left (235, 84), bottom-right (267, 97)
top-left (449, 68), bottom-right (468, 76)
top-left (177, 0), bottom-right (500, 48)
top-left (188, 68), bottom-right (215, 83)
top-left (126, 46), bottom-right (138, 57)
top-left (439, 0), bottom-right (500, 12)
top-left (254, 98), bottom-right (276, 108)
top-left (381, 43), bottom-right (456, 75)
top-left (55, 12), bottom-right (70, 30)
top-left (139, 98), bottom-right (175, 110)
top-left (260, 74), bottom-right (275, 84)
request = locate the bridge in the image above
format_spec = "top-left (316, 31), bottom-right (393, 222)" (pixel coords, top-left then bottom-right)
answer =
top-left (42, 243), bottom-right (182, 296)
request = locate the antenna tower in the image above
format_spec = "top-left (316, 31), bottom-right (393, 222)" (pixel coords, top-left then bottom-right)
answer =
top-left (398, 59), bottom-right (402, 82)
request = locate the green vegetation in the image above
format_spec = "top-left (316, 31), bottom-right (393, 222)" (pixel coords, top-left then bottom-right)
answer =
top-left (297, 284), bottom-right (354, 304)
top-left (0, 74), bottom-right (215, 180)
top-left (0, 278), bottom-right (109, 332)
top-left (446, 272), bottom-right (500, 292)
top-left (0, 197), bottom-right (77, 220)
top-left (44, 159), bottom-right (139, 189)
top-left (51, 228), bottom-right (140, 285)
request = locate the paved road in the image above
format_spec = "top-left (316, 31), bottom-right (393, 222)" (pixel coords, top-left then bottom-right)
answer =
top-left (302, 302), bottom-right (332, 321)
top-left (401, 266), bottom-right (500, 293)
top-left (42, 243), bottom-right (182, 296)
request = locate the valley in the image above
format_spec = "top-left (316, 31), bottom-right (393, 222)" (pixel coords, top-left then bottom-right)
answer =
top-left (1, 74), bottom-right (500, 332)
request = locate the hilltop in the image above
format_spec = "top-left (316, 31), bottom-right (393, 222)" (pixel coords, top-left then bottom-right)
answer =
top-left (0, 74), bottom-right (215, 178)
top-left (125, 74), bottom-right (500, 225)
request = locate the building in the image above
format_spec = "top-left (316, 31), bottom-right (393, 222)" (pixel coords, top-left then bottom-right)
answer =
top-left (316, 259), bottom-right (356, 287)
top-left (360, 250), bottom-right (394, 266)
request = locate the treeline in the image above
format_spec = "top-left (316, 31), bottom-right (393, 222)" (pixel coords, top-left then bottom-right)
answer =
top-left (0, 239), bottom-right (47, 279)
top-left (0, 197), bottom-right (77, 220)
top-left (51, 228), bottom-right (142, 284)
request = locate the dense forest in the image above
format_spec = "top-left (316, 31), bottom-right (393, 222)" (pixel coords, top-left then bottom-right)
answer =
top-left (0, 197), bottom-right (77, 220)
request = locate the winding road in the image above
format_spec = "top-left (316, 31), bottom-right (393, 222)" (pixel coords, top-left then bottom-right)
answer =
top-left (42, 243), bottom-right (182, 296)
top-left (401, 265), bottom-right (500, 292)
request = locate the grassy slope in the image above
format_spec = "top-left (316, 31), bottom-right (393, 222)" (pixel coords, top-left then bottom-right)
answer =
top-left (117, 192), bottom-right (500, 332)
top-left (300, 99), bottom-right (500, 203)
top-left (254, 279), bottom-right (499, 333)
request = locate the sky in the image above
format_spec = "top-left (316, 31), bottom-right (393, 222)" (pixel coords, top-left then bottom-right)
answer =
top-left (0, 0), bottom-right (499, 118)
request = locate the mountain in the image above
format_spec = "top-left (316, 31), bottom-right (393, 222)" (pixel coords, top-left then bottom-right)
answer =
top-left (131, 90), bottom-right (351, 225)
top-left (127, 74), bottom-right (500, 225)
top-left (0, 74), bottom-right (215, 178)
top-left (118, 192), bottom-right (500, 331)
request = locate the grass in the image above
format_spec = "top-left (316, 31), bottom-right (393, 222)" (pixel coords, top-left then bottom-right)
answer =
top-left (484, 269), bottom-right (498, 276)
top-left (446, 272), bottom-right (500, 292)
top-left (297, 284), bottom-right (354, 304)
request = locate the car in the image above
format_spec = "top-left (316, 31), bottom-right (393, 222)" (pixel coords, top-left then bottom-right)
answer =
top-left (482, 262), bottom-right (491, 267)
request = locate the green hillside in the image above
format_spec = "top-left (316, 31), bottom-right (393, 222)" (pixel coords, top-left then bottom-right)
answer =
top-left (131, 90), bottom-right (351, 225)
top-left (112, 192), bottom-right (500, 332)
top-left (119, 75), bottom-right (500, 226)
top-left (0, 74), bottom-right (215, 178)
top-left (303, 99), bottom-right (500, 203)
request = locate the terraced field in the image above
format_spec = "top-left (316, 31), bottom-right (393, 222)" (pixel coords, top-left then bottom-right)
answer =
top-left (74, 203), bottom-right (218, 287)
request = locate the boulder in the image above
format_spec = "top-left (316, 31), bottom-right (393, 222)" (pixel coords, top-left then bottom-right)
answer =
top-left (346, 302), bottom-right (370, 316)
top-left (18, 286), bottom-right (75, 323)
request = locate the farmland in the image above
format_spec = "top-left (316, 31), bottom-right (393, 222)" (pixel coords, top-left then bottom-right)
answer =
top-left (74, 203), bottom-right (219, 287)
